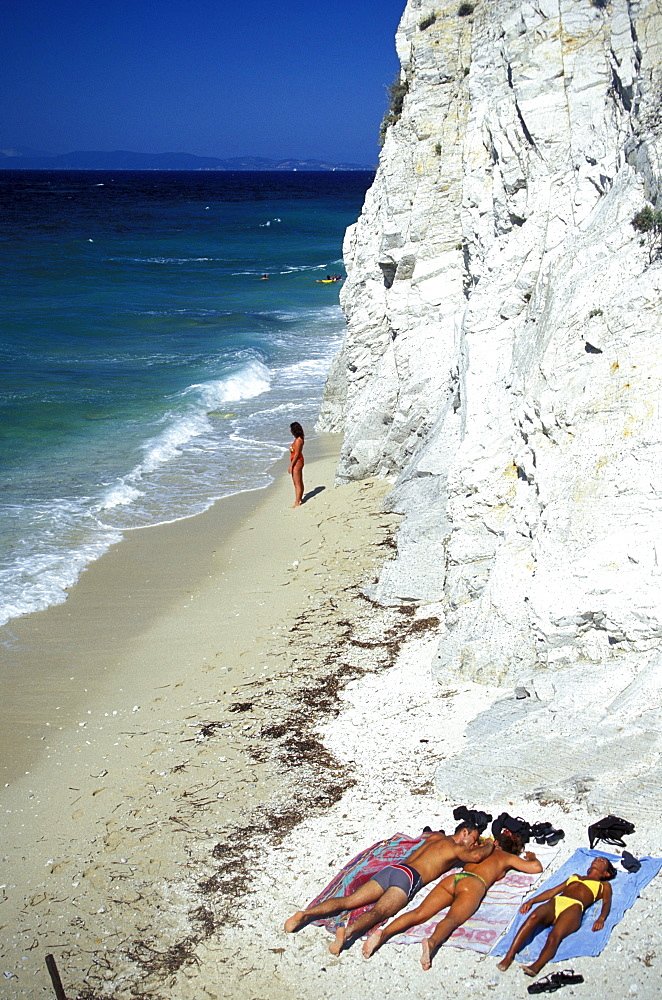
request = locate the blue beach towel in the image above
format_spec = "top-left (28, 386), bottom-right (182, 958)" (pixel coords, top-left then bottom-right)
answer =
top-left (492, 848), bottom-right (662, 963)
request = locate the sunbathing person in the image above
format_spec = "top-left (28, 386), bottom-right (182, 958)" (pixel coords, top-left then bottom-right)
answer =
top-left (496, 855), bottom-right (616, 977)
top-left (284, 823), bottom-right (494, 955)
top-left (363, 829), bottom-right (542, 967)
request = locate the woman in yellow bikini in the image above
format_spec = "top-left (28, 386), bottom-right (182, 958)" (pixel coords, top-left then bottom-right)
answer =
top-left (288, 422), bottom-right (305, 507)
top-left (363, 829), bottom-right (542, 969)
top-left (497, 855), bottom-right (616, 977)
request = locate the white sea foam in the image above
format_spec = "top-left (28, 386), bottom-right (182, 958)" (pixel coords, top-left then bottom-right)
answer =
top-left (136, 412), bottom-right (212, 477)
top-left (0, 340), bottom-right (318, 629)
top-left (230, 263), bottom-right (339, 276)
top-left (245, 402), bottom-right (293, 418)
top-left (279, 262), bottom-right (337, 273)
top-left (0, 516), bottom-right (121, 630)
top-left (97, 360), bottom-right (272, 513)
top-left (101, 482), bottom-right (143, 509)
top-left (189, 359), bottom-right (271, 407)
top-left (268, 305), bottom-right (343, 322)
top-left (108, 256), bottom-right (218, 265)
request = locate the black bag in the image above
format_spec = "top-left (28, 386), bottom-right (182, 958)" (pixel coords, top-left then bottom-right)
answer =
top-left (453, 805), bottom-right (492, 834)
top-left (492, 812), bottom-right (532, 843)
top-left (491, 813), bottom-right (565, 847)
top-left (588, 814), bottom-right (635, 849)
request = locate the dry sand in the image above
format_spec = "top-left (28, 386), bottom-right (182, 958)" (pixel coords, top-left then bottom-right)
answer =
top-left (1, 434), bottom-right (660, 1000)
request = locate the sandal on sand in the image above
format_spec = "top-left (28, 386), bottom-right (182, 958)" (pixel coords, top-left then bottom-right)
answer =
top-left (527, 969), bottom-right (584, 993)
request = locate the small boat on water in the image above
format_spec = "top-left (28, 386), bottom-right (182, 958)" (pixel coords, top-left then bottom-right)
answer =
top-left (316, 275), bottom-right (344, 284)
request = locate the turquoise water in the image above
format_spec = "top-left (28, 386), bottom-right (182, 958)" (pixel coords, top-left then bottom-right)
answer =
top-left (0, 170), bottom-right (372, 628)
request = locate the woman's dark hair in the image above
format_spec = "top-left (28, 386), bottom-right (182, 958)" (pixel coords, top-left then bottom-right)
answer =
top-left (290, 422), bottom-right (304, 440)
top-left (495, 829), bottom-right (526, 856)
top-left (602, 859), bottom-right (618, 880)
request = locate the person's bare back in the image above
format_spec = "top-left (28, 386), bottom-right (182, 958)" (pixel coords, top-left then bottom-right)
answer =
top-left (463, 843), bottom-right (539, 889)
top-left (405, 831), bottom-right (494, 884)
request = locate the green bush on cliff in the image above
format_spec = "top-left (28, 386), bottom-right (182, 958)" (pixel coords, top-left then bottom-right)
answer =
top-left (419, 12), bottom-right (437, 30)
top-left (379, 77), bottom-right (409, 147)
top-left (458, 3), bottom-right (475, 15)
top-left (632, 204), bottom-right (662, 263)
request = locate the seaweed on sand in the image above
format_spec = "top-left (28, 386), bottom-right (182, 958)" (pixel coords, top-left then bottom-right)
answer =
top-left (74, 554), bottom-right (443, 998)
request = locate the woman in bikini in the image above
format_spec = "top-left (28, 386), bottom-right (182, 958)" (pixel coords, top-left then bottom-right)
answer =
top-left (363, 830), bottom-right (542, 968)
top-left (496, 855), bottom-right (616, 977)
top-left (288, 422), bottom-right (305, 507)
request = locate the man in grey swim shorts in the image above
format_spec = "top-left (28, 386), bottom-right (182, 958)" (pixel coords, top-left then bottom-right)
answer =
top-left (284, 823), bottom-right (494, 955)
top-left (371, 861), bottom-right (423, 901)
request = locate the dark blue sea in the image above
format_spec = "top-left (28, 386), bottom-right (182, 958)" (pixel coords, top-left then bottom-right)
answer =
top-left (0, 170), bottom-right (372, 629)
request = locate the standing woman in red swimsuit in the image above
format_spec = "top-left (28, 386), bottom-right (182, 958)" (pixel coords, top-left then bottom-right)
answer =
top-left (288, 422), bottom-right (305, 507)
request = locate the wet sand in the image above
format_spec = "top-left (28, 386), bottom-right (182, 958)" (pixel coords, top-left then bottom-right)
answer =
top-left (0, 434), bottom-right (343, 782)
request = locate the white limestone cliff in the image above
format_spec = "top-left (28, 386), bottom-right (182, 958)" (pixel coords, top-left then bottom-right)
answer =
top-left (318, 0), bottom-right (662, 814)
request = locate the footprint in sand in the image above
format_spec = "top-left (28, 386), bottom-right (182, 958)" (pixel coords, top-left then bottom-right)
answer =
top-left (49, 860), bottom-right (71, 874)
top-left (104, 830), bottom-right (122, 850)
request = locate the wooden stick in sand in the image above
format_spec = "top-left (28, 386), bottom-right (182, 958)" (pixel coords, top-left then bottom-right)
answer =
top-left (45, 954), bottom-right (68, 1000)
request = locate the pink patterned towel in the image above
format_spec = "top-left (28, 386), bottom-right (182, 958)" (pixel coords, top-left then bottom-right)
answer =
top-left (395, 842), bottom-right (559, 953)
top-left (308, 832), bottom-right (427, 932)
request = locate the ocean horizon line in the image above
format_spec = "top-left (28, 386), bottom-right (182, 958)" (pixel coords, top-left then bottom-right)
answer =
top-left (0, 149), bottom-right (377, 172)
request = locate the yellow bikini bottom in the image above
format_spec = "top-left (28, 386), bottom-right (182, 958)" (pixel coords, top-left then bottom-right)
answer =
top-left (453, 871), bottom-right (487, 889)
top-left (554, 896), bottom-right (584, 919)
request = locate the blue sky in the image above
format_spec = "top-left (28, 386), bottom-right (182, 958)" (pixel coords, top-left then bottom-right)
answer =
top-left (2, 0), bottom-right (406, 164)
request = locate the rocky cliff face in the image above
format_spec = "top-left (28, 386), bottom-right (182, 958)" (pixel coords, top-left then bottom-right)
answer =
top-left (318, 0), bottom-right (662, 815)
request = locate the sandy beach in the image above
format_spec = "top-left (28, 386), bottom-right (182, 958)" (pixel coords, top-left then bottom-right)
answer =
top-left (1, 434), bottom-right (403, 997)
top-left (2, 434), bottom-right (660, 1000)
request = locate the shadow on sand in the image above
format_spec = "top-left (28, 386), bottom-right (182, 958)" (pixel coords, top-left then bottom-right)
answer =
top-left (302, 486), bottom-right (326, 504)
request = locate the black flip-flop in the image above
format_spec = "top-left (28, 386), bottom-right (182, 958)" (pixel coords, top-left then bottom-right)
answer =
top-left (527, 969), bottom-right (584, 993)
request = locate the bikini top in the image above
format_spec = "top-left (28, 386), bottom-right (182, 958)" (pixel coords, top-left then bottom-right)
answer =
top-left (566, 875), bottom-right (602, 902)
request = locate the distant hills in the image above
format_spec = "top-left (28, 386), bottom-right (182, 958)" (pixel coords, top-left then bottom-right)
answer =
top-left (0, 148), bottom-right (375, 171)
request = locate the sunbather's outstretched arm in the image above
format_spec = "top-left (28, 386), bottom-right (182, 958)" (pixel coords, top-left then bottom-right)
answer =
top-left (593, 879), bottom-right (612, 931)
top-left (519, 878), bottom-right (569, 913)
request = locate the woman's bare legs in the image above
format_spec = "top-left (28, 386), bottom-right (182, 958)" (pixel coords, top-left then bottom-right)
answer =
top-left (497, 902), bottom-right (555, 972)
top-left (420, 880), bottom-right (486, 970)
top-left (291, 463), bottom-right (304, 507)
top-left (284, 878), bottom-right (384, 933)
top-left (362, 877), bottom-right (455, 958)
top-left (521, 905), bottom-right (583, 976)
top-left (497, 898), bottom-right (584, 975)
